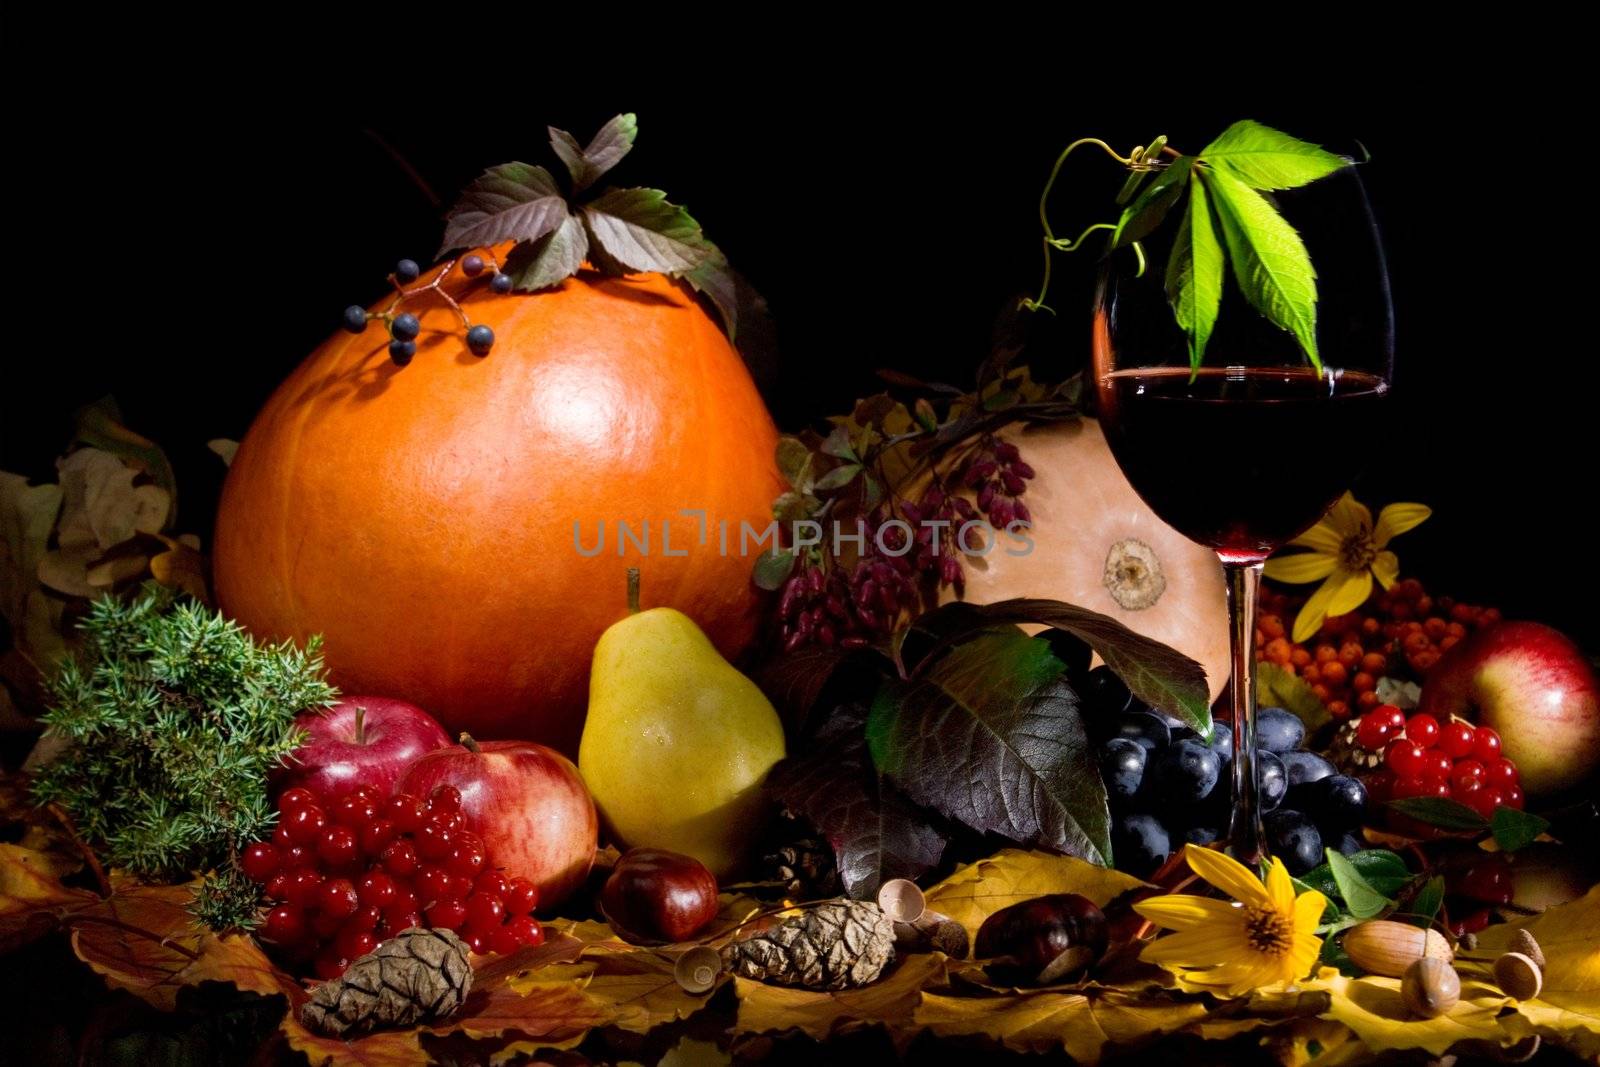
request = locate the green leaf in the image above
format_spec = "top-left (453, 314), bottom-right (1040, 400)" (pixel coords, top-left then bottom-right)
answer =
top-left (678, 234), bottom-right (741, 338)
top-left (548, 113), bottom-right (637, 194)
top-left (1409, 876), bottom-right (1445, 927)
top-left (1386, 796), bottom-right (1488, 832)
top-left (1114, 156), bottom-right (1193, 248)
top-left (813, 464), bottom-right (862, 492)
top-left (1323, 848), bottom-right (1394, 919)
top-left (751, 548), bottom-right (797, 592)
top-left (1490, 806), bottom-right (1550, 852)
top-left (867, 629), bottom-right (1111, 863)
top-left (438, 162), bottom-right (568, 257)
top-left (503, 213), bottom-right (588, 291)
top-left (1205, 168), bottom-right (1322, 372)
top-left (1298, 849), bottom-right (1412, 901)
top-left (776, 436), bottom-right (814, 490)
top-left (73, 397), bottom-right (178, 523)
top-left (1255, 662), bottom-right (1331, 732)
top-left (1200, 120), bottom-right (1347, 190)
top-left (898, 600), bottom-right (1211, 735)
top-left (1163, 174), bottom-right (1223, 371)
top-left (773, 491), bottom-right (818, 524)
top-left (581, 187), bottom-right (712, 275)
top-left (821, 425), bottom-right (857, 461)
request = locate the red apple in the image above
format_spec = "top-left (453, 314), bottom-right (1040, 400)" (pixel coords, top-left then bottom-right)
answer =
top-left (400, 736), bottom-right (598, 908)
top-left (281, 696), bottom-right (452, 800)
top-left (1418, 621), bottom-right (1600, 796)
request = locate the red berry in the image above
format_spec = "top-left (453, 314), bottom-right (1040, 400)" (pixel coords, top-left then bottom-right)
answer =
top-left (332, 795), bottom-right (378, 829)
top-left (504, 878), bottom-right (539, 916)
top-left (1363, 771), bottom-right (1394, 803)
top-left (447, 841), bottom-right (487, 880)
top-left (1451, 760), bottom-right (1486, 793)
top-left (1423, 751), bottom-right (1453, 781)
top-left (1504, 784), bottom-right (1525, 810)
top-left (1455, 860), bottom-right (1512, 904)
top-left (388, 884), bottom-right (419, 915)
top-left (416, 821), bottom-right (453, 862)
top-left (336, 925), bottom-right (378, 960)
top-left (285, 869), bottom-right (325, 910)
top-left (264, 871), bottom-right (292, 900)
top-left (381, 911), bottom-right (423, 938)
top-left (415, 865), bottom-right (454, 905)
top-left (1453, 907), bottom-right (1492, 937)
top-left (272, 823), bottom-right (294, 849)
top-left (348, 904), bottom-right (382, 932)
top-left (278, 787), bottom-right (319, 812)
top-left (314, 952), bottom-right (350, 981)
top-left (317, 826), bottom-right (360, 870)
top-left (1438, 720), bottom-right (1476, 758)
top-left (1429, 778), bottom-right (1452, 798)
top-left (316, 878), bottom-right (359, 920)
top-left (425, 898), bottom-right (467, 930)
top-left (1485, 758), bottom-right (1519, 790)
top-left (1405, 713), bottom-right (1440, 748)
top-left (261, 904), bottom-right (306, 943)
top-left (465, 931), bottom-right (489, 955)
top-left (381, 840), bottom-right (419, 878)
top-left (351, 785), bottom-right (381, 806)
top-left (504, 915), bottom-right (543, 947)
top-left (386, 794), bottom-right (428, 833)
top-left (241, 842), bottom-right (279, 883)
top-left (1385, 739), bottom-right (1426, 777)
top-left (1466, 786), bottom-right (1504, 819)
top-left (1472, 726), bottom-right (1502, 763)
top-left (360, 818), bottom-right (399, 857)
top-left (283, 844), bottom-right (312, 869)
top-left (283, 805), bottom-right (327, 845)
top-left (1381, 705), bottom-right (1406, 731)
top-left (1356, 713), bottom-right (1392, 750)
top-left (313, 910), bottom-right (345, 940)
top-left (490, 923), bottom-right (525, 955)
top-left (429, 784), bottom-right (463, 813)
top-left (1392, 775), bottom-right (1429, 799)
top-left (464, 893), bottom-right (505, 934)
top-left (358, 871), bottom-right (398, 910)
top-left (474, 871), bottom-right (511, 900)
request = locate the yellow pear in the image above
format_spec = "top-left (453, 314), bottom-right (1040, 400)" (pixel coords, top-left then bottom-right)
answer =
top-left (579, 572), bottom-right (785, 877)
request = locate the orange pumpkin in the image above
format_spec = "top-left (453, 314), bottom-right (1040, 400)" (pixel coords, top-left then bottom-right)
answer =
top-left (213, 247), bottom-right (782, 752)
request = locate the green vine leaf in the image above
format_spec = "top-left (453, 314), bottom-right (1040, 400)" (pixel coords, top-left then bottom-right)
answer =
top-left (679, 235), bottom-right (741, 339)
top-left (1113, 156), bottom-right (1192, 249)
top-left (867, 628), bottom-right (1111, 863)
top-left (581, 188), bottom-right (713, 275)
top-left (438, 163), bottom-right (569, 258)
top-left (1164, 173), bottom-right (1223, 371)
top-left (1206, 168), bottom-right (1322, 372)
top-left (1323, 848), bottom-right (1394, 919)
top-left (504, 213), bottom-right (590, 292)
top-left (752, 548), bottom-right (797, 592)
top-left (1489, 807), bottom-right (1549, 852)
top-left (548, 113), bottom-right (638, 195)
top-left (1199, 120), bottom-right (1346, 191)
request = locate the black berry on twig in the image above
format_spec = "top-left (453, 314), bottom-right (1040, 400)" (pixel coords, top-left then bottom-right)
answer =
top-left (466, 325), bottom-right (495, 357)
top-left (389, 340), bottom-right (417, 366)
top-left (343, 306), bottom-right (370, 334)
top-left (461, 254), bottom-right (485, 277)
top-left (391, 313), bottom-right (421, 341)
top-left (490, 272), bottom-right (513, 294)
top-left (395, 259), bottom-right (421, 283)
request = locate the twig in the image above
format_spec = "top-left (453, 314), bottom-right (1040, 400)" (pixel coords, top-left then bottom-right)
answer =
top-left (46, 802), bottom-right (111, 897)
top-left (66, 914), bottom-right (202, 960)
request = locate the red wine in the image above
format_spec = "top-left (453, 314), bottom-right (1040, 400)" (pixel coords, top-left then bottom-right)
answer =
top-left (1097, 367), bottom-right (1389, 562)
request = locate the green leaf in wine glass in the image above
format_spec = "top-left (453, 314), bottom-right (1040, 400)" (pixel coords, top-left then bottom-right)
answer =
top-left (1206, 168), bottom-right (1323, 373)
top-left (1164, 173), bottom-right (1224, 372)
top-left (1113, 155), bottom-right (1193, 249)
top-left (1199, 120), bottom-right (1347, 190)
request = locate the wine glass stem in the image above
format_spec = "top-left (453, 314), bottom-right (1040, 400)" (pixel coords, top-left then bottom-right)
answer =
top-left (1223, 559), bottom-right (1267, 865)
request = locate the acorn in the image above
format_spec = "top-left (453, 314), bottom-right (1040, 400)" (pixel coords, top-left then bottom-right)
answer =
top-left (1402, 957), bottom-right (1461, 1018)
top-left (1342, 920), bottom-right (1452, 978)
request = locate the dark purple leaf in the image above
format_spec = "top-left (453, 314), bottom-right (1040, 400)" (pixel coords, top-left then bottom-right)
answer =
top-left (581, 188), bottom-right (712, 275)
top-left (438, 163), bottom-right (568, 257)
top-left (755, 645), bottom-right (857, 732)
top-left (768, 707), bottom-right (946, 900)
top-left (868, 628), bottom-right (1111, 864)
top-left (899, 599), bottom-right (1210, 734)
top-left (548, 113), bottom-right (638, 194)
top-left (504, 213), bottom-right (589, 292)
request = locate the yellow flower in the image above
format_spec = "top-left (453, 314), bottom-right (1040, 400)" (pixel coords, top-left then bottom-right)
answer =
top-left (1264, 493), bottom-right (1431, 643)
top-left (1133, 844), bottom-right (1327, 997)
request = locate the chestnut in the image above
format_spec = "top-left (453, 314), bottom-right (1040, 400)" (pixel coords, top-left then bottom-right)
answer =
top-left (974, 893), bottom-right (1108, 983)
top-left (600, 847), bottom-right (719, 944)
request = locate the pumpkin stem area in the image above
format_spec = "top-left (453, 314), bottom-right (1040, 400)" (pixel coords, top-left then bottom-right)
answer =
top-left (627, 567), bottom-right (641, 614)
top-left (459, 733), bottom-right (481, 754)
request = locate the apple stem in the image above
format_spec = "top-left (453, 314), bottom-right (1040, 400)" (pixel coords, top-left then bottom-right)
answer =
top-left (459, 732), bottom-right (481, 754)
top-left (627, 567), bottom-right (641, 614)
top-left (354, 705), bottom-right (366, 745)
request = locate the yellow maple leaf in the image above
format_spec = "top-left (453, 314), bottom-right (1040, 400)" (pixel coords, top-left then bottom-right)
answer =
top-left (1472, 883), bottom-right (1600, 1059)
top-left (732, 952), bottom-right (948, 1046)
top-left (1303, 968), bottom-right (1510, 1057)
top-left (915, 985), bottom-right (1209, 1061)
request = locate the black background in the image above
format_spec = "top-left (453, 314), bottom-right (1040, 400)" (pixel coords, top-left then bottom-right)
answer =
top-left (5, 48), bottom-right (1595, 647)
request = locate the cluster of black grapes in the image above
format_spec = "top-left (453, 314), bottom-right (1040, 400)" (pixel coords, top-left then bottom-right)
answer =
top-left (1081, 667), bottom-right (1368, 877)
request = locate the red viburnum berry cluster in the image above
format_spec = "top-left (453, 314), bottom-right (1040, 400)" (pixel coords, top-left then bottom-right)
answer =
top-left (244, 783), bottom-right (543, 979)
top-left (777, 435), bottom-right (1035, 652)
top-left (1356, 706), bottom-right (1523, 816)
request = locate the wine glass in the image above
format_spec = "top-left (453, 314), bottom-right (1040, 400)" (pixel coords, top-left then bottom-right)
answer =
top-left (1092, 162), bottom-right (1395, 864)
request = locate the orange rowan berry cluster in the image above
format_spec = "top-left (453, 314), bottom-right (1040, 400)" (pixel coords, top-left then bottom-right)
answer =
top-left (1257, 578), bottom-right (1501, 719)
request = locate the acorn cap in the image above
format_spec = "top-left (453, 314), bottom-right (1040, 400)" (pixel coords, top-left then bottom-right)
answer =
top-left (1493, 952), bottom-right (1543, 1001)
top-left (673, 946), bottom-right (723, 995)
top-left (877, 879), bottom-right (927, 924)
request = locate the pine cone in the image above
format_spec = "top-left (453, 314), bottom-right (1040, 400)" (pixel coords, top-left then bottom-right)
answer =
top-left (762, 837), bottom-right (840, 899)
top-left (300, 927), bottom-right (472, 1037)
top-left (721, 900), bottom-right (894, 990)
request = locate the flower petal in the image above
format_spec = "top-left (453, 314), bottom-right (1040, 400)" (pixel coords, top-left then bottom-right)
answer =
top-left (1140, 924), bottom-right (1253, 966)
top-left (1181, 958), bottom-right (1279, 999)
top-left (1184, 844), bottom-right (1271, 908)
top-left (1264, 858), bottom-right (1296, 912)
top-left (1133, 895), bottom-right (1242, 931)
top-left (1287, 522), bottom-right (1344, 554)
top-left (1294, 888), bottom-right (1329, 933)
top-left (1326, 492), bottom-right (1372, 537)
top-left (1263, 551), bottom-right (1337, 584)
top-left (1285, 931), bottom-right (1324, 983)
top-left (1370, 551), bottom-right (1400, 590)
top-left (1374, 503), bottom-right (1431, 548)
top-left (1323, 568), bottom-right (1374, 618)
top-left (1292, 571), bottom-right (1353, 643)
